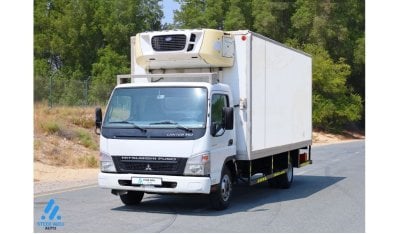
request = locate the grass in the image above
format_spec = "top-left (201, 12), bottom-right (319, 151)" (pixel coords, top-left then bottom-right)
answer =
top-left (72, 116), bottom-right (95, 129)
top-left (77, 155), bottom-right (99, 168)
top-left (34, 102), bottom-right (102, 168)
top-left (77, 130), bottom-right (97, 150)
top-left (41, 121), bottom-right (62, 134)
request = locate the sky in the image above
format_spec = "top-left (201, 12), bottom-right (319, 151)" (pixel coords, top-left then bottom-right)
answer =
top-left (162, 0), bottom-right (180, 24)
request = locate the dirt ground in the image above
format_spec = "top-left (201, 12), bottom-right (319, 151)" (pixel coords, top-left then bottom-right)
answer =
top-left (312, 130), bottom-right (365, 145)
top-left (34, 162), bottom-right (98, 194)
top-left (34, 131), bottom-right (364, 194)
top-left (34, 162), bottom-right (98, 183)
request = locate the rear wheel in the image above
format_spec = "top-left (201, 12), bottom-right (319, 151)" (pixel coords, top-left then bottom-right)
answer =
top-left (278, 161), bottom-right (293, 189)
top-left (210, 166), bottom-right (232, 210)
top-left (268, 161), bottom-right (293, 189)
top-left (268, 176), bottom-right (280, 188)
top-left (120, 191), bottom-right (144, 205)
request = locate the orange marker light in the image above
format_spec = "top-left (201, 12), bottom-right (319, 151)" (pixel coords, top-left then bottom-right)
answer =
top-left (202, 155), bottom-right (209, 162)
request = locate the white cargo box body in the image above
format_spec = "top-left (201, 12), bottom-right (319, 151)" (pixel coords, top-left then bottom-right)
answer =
top-left (221, 31), bottom-right (312, 161)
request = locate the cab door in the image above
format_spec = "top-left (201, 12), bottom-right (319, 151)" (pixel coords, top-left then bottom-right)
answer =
top-left (209, 92), bottom-right (235, 185)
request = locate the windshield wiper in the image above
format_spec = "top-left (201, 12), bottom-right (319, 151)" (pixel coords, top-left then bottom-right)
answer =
top-left (108, 121), bottom-right (147, 132)
top-left (149, 120), bottom-right (193, 132)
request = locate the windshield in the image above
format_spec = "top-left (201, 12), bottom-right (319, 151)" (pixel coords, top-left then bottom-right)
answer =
top-left (104, 87), bottom-right (207, 129)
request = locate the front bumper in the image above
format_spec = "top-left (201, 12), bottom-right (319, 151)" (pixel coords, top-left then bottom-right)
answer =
top-left (98, 172), bottom-right (211, 194)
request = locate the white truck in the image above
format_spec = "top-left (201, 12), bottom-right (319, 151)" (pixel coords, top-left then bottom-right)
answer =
top-left (95, 29), bottom-right (312, 210)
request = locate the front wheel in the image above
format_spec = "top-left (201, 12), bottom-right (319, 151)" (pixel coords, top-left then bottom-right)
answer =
top-left (210, 166), bottom-right (232, 210)
top-left (120, 191), bottom-right (144, 205)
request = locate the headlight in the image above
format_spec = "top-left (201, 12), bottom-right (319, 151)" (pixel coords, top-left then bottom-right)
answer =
top-left (184, 152), bottom-right (210, 176)
top-left (100, 151), bottom-right (116, 172)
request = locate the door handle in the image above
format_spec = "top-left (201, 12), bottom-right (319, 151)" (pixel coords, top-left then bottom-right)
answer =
top-left (228, 139), bottom-right (233, 146)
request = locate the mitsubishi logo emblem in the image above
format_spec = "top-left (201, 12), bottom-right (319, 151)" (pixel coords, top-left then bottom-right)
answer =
top-left (145, 164), bottom-right (152, 171)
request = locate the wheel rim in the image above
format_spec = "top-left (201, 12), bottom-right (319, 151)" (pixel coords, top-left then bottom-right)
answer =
top-left (287, 163), bottom-right (293, 181)
top-left (221, 174), bottom-right (232, 202)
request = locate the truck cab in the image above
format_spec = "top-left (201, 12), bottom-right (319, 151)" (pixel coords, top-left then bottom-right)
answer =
top-left (97, 77), bottom-right (236, 209)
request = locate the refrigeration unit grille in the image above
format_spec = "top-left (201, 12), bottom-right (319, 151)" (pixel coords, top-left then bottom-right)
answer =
top-left (151, 34), bottom-right (187, 51)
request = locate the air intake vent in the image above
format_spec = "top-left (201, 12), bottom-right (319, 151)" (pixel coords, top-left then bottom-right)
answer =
top-left (151, 34), bottom-right (187, 51)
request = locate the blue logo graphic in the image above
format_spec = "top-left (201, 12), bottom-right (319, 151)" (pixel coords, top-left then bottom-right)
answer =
top-left (37, 199), bottom-right (64, 230)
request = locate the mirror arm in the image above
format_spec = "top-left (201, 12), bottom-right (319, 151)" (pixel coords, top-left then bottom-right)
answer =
top-left (95, 126), bottom-right (101, 135)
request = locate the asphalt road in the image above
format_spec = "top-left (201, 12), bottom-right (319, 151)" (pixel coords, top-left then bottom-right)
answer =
top-left (34, 141), bottom-right (365, 232)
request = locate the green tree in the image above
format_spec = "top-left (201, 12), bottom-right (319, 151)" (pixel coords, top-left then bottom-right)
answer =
top-left (204, 0), bottom-right (229, 29)
top-left (290, 0), bottom-right (364, 81)
top-left (290, 0), bottom-right (365, 127)
top-left (34, 0), bottom-right (163, 105)
top-left (89, 46), bottom-right (130, 104)
top-left (252, 0), bottom-right (294, 42)
top-left (303, 44), bottom-right (362, 130)
top-left (138, 0), bottom-right (164, 31)
top-left (34, 59), bottom-right (50, 102)
top-left (174, 0), bottom-right (252, 30)
top-left (174, 0), bottom-right (207, 28)
top-left (224, 0), bottom-right (251, 30)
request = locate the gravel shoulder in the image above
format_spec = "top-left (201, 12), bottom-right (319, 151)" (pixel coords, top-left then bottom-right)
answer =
top-left (34, 162), bottom-right (98, 195)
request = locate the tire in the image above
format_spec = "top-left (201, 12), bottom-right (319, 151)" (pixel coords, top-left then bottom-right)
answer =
top-left (120, 191), bottom-right (144, 205)
top-left (268, 161), bottom-right (293, 189)
top-left (268, 176), bottom-right (280, 188)
top-left (210, 166), bottom-right (233, 210)
top-left (278, 161), bottom-right (294, 189)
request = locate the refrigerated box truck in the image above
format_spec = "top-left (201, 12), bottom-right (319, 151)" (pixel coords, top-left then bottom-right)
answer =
top-left (96, 29), bottom-right (312, 210)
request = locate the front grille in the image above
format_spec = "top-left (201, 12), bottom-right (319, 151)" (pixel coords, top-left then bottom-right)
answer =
top-left (113, 156), bottom-right (187, 175)
top-left (151, 34), bottom-right (187, 51)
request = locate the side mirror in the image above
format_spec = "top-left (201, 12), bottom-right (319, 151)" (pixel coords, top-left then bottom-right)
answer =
top-left (95, 107), bottom-right (102, 135)
top-left (222, 107), bottom-right (234, 130)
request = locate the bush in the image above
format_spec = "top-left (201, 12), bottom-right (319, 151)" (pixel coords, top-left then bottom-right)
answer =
top-left (85, 155), bottom-right (98, 168)
top-left (41, 121), bottom-right (62, 134)
top-left (77, 155), bottom-right (99, 168)
top-left (77, 130), bottom-right (97, 150)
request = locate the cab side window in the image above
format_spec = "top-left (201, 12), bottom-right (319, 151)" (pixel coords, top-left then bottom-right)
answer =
top-left (211, 94), bottom-right (228, 136)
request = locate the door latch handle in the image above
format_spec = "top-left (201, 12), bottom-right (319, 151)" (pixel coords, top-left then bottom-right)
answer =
top-left (228, 139), bottom-right (233, 146)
